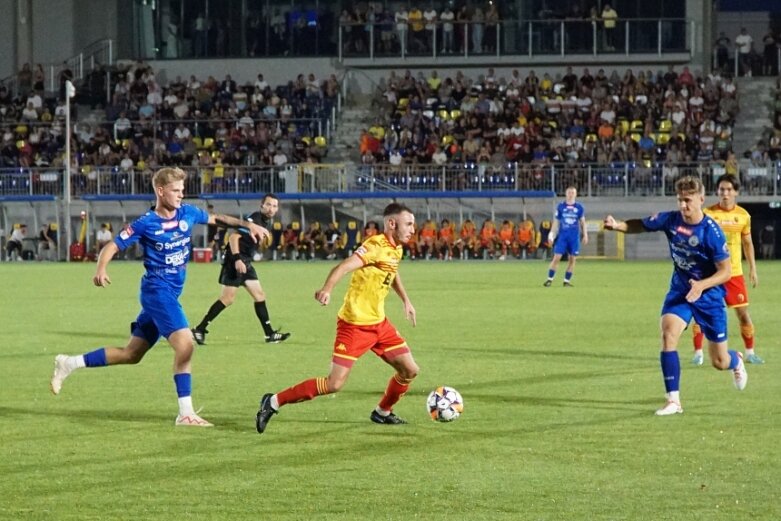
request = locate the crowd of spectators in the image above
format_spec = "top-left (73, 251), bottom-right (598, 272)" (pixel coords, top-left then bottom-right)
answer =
top-left (360, 65), bottom-right (740, 191)
top-left (0, 61), bottom-right (339, 194)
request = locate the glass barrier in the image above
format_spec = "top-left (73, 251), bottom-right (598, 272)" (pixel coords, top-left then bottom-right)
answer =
top-left (2, 162), bottom-right (778, 199)
top-left (339, 18), bottom-right (692, 61)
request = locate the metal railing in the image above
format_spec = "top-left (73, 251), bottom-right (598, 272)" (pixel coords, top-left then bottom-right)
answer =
top-left (1, 39), bottom-right (113, 99)
top-left (339, 18), bottom-right (692, 61)
top-left (1, 162), bottom-right (778, 199)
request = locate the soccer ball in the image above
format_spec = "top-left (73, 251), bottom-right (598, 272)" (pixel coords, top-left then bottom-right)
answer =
top-left (426, 386), bottom-right (464, 422)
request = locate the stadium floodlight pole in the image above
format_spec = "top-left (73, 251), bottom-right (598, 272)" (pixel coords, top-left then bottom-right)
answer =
top-left (64, 80), bottom-right (76, 262)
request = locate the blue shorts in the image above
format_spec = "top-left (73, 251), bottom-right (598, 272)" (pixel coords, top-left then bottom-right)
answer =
top-left (131, 286), bottom-right (189, 346)
top-left (662, 289), bottom-right (728, 343)
top-left (553, 234), bottom-right (580, 256)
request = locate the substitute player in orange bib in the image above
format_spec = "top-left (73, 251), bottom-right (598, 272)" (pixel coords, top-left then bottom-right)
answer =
top-left (692, 173), bottom-right (764, 365)
top-left (255, 203), bottom-right (419, 433)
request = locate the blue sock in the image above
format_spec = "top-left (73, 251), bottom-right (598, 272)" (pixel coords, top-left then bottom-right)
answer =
top-left (173, 373), bottom-right (192, 398)
top-left (728, 350), bottom-right (739, 370)
top-left (547, 269), bottom-right (556, 279)
top-left (564, 271), bottom-right (573, 282)
top-left (83, 348), bottom-right (107, 367)
top-left (660, 351), bottom-right (680, 393)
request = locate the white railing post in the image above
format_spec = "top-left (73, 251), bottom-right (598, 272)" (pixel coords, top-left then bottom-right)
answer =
top-left (338, 26), bottom-right (343, 62)
top-left (560, 21), bottom-right (565, 56)
top-left (624, 163), bottom-right (629, 196)
top-left (658, 19), bottom-right (662, 56)
top-left (624, 20), bottom-right (629, 55)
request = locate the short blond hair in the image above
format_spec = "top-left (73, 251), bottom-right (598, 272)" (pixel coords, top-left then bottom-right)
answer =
top-left (152, 167), bottom-right (187, 188)
top-left (675, 175), bottom-right (704, 195)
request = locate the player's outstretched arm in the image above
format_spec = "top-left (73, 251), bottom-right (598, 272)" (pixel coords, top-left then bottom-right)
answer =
top-left (315, 254), bottom-right (363, 305)
top-left (93, 242), bottom-right (120, 287)
top-left (210, 213), bottom-right (270, 244)
top-left (603, 216), bottom-right (645, 234)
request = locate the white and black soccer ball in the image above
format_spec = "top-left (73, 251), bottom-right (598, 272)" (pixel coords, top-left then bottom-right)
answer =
top-left (426, 386), bottom-right (464, 422)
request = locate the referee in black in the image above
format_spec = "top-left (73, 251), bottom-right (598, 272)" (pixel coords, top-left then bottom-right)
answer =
top-left (192, 193), bottom-right (290, 345)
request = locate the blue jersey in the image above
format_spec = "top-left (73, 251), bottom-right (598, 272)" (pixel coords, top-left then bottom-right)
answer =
top-left (555, 201), bottom-right (585, 238)
top-left (642, 210), bottom-right (729, 311)
top-left (114, 204), bottom-right (210, 294)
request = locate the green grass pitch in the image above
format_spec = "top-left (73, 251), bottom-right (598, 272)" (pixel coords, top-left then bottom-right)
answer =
top-left (1, 260), bottom-right (779, 520)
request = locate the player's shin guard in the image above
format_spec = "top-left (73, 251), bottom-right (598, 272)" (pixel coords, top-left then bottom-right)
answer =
top-left (276, 377), bottom-right (329, 406)
top-left (197, 300), bottom-right (226, 330)
top-left (660, 351), bottom-right (681, 393)
top-left (740, 324), bottom-right (755, 349)
top-left (692, 323), bottom-right (704, 350)
top-left (378, 373), bottom-right (414, 412)
top-left (83, 348), bottom-right (107, 367)
top-left (254, 300), bottom-right (274, 337)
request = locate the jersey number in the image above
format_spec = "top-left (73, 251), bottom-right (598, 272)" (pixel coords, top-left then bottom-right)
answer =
top-left (382, 273), bottom-right (392, 286)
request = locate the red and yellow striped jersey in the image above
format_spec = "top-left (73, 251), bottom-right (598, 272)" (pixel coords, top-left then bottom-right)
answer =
top-left (338, 234), bottom-right (403, 325)
top-left (704, 203), bottom-right (750, 276)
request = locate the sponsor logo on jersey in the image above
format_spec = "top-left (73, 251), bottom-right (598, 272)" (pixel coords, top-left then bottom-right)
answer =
top-left (165, 248), bottom-right (188, 266)
top-left (162, 220), bottom-right (178, 230)
top-left (155, 242), bottom-right (164, 251)
top-left (179, 221), bottom-right (189, 232)
top-left (154, 229), bottom-right (164, 235)
top-left (688, 235), bottom-right (700, 247)
top-left (675, 226), bottom-right (693, 236)
top-left (335, 343), bottom-right (347, 352)
top-left (119, 226), bottom-right (134, 240)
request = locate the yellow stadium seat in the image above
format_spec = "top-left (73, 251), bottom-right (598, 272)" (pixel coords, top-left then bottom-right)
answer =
top-left (658, 119), bottom-right (672, 132)
top-left (16, 140), bottom-right (25, 149)
top-left (314, 136), bottom-right (327, 147)
top-left (397, 98), bottom-right (409, 109)
top-left (630, 120), bottom-right (644, 131)
top-left (617, 119), bottom-right (630, 136)
top-left (15, 125), bottom-right (28, 135)
top-left (630, 133), bottom-right (641, 143)
top-left (302, 136), bottom-right (312, 145)
top-left (585, 133), bottom-right (598, 143)
top-left (203, 137), bottom-right (215, 149)
top-left (192, 136), bottom-right (203, 149)
top-left (441, 135), bottom-right (454, 146)
top-left (211, 150), bottom-right (221, 159)
top-left (656, 132), bottom-right (671, 145)
top-left (437, 109), bottom-right (450, 120)
top-left (449, 109), bottom-right (462, 120)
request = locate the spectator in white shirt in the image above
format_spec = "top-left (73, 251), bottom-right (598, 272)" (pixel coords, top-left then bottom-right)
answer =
top-left (735, 27), bottom-right (753, 77)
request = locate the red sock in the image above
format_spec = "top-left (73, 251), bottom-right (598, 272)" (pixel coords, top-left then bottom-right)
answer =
top-left (741, 324), bottom-right (755, 349)
top-left (377, 373), bottom-right (412, 412)
top-left (277, 377), bottom-right (328, 407)
top-left (692, 323), bottom-right (704, 351)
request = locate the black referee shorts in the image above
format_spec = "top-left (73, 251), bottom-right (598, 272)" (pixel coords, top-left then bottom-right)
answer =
top-left (218, 259), bottom-right (259, 287)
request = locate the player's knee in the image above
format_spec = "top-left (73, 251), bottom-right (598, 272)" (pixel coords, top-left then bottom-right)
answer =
top-left (326, 375), bottom-right (347, 393)
top-left (220, 295), bottom-right (235, 306)
top-left (399, 362), bottom-right (419, 381)
top-left (123, 349), bottom-right (145, 364)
